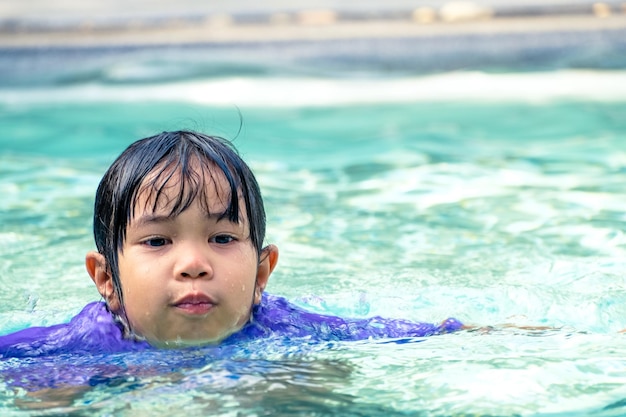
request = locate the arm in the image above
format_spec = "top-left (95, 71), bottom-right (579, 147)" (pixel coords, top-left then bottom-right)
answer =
top-left (248, 294), bottom-right (464, 342)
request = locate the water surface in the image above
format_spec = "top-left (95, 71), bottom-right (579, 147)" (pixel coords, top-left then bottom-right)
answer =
top-left (1, 49), bottom-right (626, 416)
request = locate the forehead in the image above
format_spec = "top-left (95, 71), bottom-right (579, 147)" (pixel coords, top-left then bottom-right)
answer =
top-left (133, 159), bottom-right (236, 216)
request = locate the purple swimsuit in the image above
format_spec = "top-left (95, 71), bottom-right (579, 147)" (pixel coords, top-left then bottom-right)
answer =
top-left (0, 294), bottom-right (462, 358)
top-left (0, 294), bottom-right (462, 390)
top-left (0, 293), bottom-right (463, 358)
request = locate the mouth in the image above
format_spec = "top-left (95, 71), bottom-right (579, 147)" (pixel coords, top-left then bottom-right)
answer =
top-left (172, 293), bottom-right (216, 315)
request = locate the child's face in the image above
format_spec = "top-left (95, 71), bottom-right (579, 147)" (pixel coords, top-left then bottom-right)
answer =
top-left (88, 164), bottom-right (277, 347)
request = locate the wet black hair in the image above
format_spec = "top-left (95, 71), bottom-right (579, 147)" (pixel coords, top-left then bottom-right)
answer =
top-left (93, 130), bottom-right (266, 306)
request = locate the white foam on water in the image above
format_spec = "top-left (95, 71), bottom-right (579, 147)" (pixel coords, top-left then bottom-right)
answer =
top-left (2, 70), bottom-right (626, 107)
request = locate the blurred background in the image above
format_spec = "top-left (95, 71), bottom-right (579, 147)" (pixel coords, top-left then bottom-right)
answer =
top-left (1, 0), bottom-right (625, 85)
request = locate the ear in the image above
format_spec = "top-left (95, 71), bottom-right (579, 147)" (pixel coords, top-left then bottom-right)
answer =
top-left (85, 251), bottom-right (121, 312)
top-left (254, 244), bottom-right (279, 305)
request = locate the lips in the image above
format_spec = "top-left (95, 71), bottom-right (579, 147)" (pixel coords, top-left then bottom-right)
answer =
top-left (172, 293), bottom-right (215, 315)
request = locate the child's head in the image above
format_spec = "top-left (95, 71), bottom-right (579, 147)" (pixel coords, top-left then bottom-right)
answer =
top-left (85, 130), bottom-right (278, 347)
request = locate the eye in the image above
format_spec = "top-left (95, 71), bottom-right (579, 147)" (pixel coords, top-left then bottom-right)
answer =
top-left (211, 234), bottom-right (235, 245)
top-left (143, 237), bottom-right (169, 247)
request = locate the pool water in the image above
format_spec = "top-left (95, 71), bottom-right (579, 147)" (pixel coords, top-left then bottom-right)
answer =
top-left (2, 44), bottom-right (626, 415)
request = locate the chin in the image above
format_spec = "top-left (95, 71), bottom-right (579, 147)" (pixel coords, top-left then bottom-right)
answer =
top-left (158, 338), bottom-right (220, 349)
top-left (153, 328), bottom-right (239, 349)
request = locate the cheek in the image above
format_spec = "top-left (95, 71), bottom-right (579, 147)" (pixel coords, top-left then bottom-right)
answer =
top-left (221, 267), bottom-right (257, 303)
top-left (118, 256), bottom-right (162, 297)
top-left (224, 270), bottom-right (251, 291)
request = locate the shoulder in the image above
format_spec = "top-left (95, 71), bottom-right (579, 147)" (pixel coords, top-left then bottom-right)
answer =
top-left (69, 301), bottom-right (114, 326)
top-left (0, 302), bottom-right (148, 358)
top-left (254, 293), bottom-right (335, 323)
top-left (66, 302), bottom-right (150, 353)
top-left (247, 293), bottom-right (354, 340)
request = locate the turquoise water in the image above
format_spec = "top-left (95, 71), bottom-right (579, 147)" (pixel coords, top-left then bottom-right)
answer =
top-left (2, 53), bottom-right (626, 414)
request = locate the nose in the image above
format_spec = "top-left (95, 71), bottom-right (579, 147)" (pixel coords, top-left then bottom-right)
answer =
top-left (174, 244), bottom-right (213, 280)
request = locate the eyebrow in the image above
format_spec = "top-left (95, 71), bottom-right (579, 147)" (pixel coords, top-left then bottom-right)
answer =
top-left (132, 214), bottom-right (173, 228)
top-left (131, 211), bottom-right (237, 228)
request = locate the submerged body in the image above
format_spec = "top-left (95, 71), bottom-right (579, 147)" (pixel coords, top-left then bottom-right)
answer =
top-left (0, 294), bottom-right (462, 392)
top-left (0, 293), bottom-right (463, 359)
